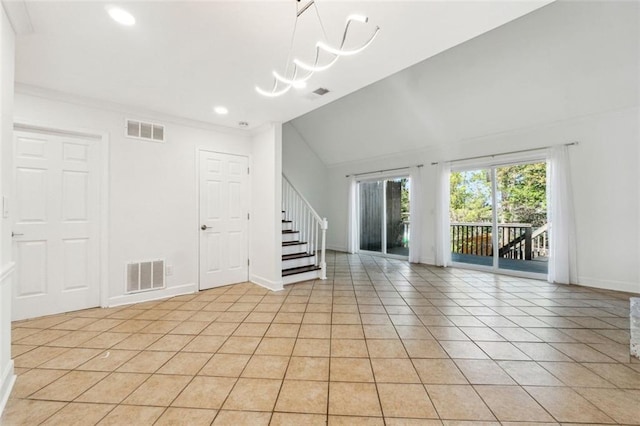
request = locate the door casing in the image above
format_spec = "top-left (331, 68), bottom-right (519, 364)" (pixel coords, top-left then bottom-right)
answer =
top-left (12, 121), bottom-right (109, 319)
top-left (197, 149), bottom-right (250, 290)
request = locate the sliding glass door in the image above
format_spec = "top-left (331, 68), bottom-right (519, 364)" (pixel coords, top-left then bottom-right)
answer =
top-left (450, 161), bottom-right (548, 276)
top-left (359, 177), bottom-right (410, 258)
top-left (449, 169), bottom-right (494, 267)
top-left (359, 181), bottom-right (383, 253)
top-left (496, 163), bottom-right (548, 274)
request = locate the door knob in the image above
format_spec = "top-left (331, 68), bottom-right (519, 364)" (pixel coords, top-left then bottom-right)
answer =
top-left (201, 225), bottom-right (208, 230)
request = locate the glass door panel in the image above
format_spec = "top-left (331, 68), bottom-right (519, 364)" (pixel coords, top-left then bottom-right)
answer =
top-left (450, 162), bottom-right (549, 277)
top-left (359, 181), bottom-right (383, 252)
top-left (496, 163), bottom-right (548, 274)
top-left (450, 169), bottom-right (494, 267)
top-left (386, 178), bottom-right (410, 256)
top-left (358, 177), bottom-right (410, 258)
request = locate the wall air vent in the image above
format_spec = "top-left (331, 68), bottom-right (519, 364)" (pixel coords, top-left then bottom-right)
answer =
top-left (126, 119), bottom-right (165, 142)
top-left (126, 259), bottom-right (165, 293)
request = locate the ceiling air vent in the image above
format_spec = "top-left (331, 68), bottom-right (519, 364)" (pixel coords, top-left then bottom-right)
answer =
top-left (312, 87), bottom-right (330, 96)
top-left (126, 119), bottom-right (165, 142)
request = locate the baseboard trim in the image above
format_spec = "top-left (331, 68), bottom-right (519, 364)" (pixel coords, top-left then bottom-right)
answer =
top-left (107, 283), bottom-right (198, 308)
top-left (327, 245), bottom-right (347, 252)
top-left (0, 262), bottom-right (16, 417)
top-left (577, 276), bottom-right (640, 295)
top-left (250, 274), bottom-right (284, 292)
top-left (0, 360), bottom-right (15, 417)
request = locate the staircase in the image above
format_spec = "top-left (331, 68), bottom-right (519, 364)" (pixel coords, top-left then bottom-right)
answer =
top-left (282, 175), bottom-right (328, 285)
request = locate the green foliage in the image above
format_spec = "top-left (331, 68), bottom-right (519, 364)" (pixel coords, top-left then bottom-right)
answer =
top-left (400, 178), bottom-right (410, 245)
top-left (450, 163), bottom-right (547, 226)
top-left (449, 170), bottom-right (493, 223)
top-left (400, 178), bottom-right (409, 217)
top-left (496, 163), bottom-right (547, 227)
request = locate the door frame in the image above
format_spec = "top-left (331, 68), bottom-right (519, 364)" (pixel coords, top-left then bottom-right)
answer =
top-left (356, 174), bottom-right (410, 260)
top-left (12, 120), bottom-right (110, 309)
top-left (196, 148), bottom-right (251, 290)
top-left (449, 157), bottom-right (548, 281)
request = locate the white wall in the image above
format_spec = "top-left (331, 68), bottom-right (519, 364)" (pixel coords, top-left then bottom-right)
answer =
top-left (291, 1), bottom-right (638, 168)
top-left (249, 123), bottom-right (283, 291)
top-left (288, 1), bottom-right (639, 294)
top-left (324, 106), bottom-right (640, 293)
top-left (282, 122), bottom-right (328, 217)
top-left (13, 89), bottom-right (253, 306)
top-left (0, 3), bottom-right (16, 415)
top-left (324, 149), bottom-right (434, 257)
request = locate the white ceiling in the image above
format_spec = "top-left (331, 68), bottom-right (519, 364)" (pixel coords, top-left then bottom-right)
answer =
top-left (11, 0), bottom-right (553, 130)
top-left (289, 0), bottom-right (639, 166)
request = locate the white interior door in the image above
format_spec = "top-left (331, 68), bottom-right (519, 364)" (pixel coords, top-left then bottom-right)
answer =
top-left (13, 130), bottom-right (101, 320)
top-left (199, 150), bottom-right (249, 290)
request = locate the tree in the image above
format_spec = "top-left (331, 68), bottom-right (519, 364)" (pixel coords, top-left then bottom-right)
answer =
top-left (400, 178), bottom-right (409, 217)
top-left (450, 163), bottom-right (547, 226)
top-left (496, 163), bottom-right (547, 227)
top-left (450, 170), bottom-right (493, 223)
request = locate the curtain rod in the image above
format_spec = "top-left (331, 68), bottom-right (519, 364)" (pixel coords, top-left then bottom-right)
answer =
top-left (430, 142), bottom-right (579, 166)
top-left (345, 164), bottom-right (423, 178)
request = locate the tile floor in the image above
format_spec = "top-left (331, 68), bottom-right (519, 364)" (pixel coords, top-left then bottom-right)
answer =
top-left (3, 251), bottom-right (640, 425)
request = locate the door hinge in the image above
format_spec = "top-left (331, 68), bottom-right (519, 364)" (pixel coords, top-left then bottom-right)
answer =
top-left (247, 258), bottom-right (250, 266)
top-left (247, 167), bottom-right (250, 175)
top-left (247, 213), bottom-right (250, 220)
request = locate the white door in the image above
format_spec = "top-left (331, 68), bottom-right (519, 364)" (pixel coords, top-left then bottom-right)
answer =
top-left (12, 130), bottom-right (101, 320)
top-left (199, 151), bottom-right (249, 290)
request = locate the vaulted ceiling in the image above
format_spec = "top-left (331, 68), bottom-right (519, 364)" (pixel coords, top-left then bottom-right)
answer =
top-left (10, 0), bottom-right (552, 130)
top-left (288, 0), bottom-right (639, 166)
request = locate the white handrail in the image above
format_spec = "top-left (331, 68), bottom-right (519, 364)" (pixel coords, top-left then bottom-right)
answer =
top-left (532, 224), bottom-right (549, 258)
top-left (531, 223), bottom-right (548, 238)
top-left (282, 174), bottom-right (328, 280)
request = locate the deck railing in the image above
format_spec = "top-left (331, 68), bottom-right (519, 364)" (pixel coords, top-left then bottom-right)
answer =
top-left (451, 223), bottom-right (493, 257)
top-left (451, 222), bottom-right (548, 260)
top-left (531, 223), bottom-right (549, 258)
top-left (282, 174), bottom-right (327, 280)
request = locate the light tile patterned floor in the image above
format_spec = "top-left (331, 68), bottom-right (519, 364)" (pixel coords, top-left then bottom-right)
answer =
top-left (3, 251), bottom-right (640, 425)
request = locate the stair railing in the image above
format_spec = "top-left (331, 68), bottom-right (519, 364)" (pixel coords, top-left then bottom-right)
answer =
top-left (498, 224), bottom-right (533, 260)
top-left (531, 223), bottom-right (549, 258)
top-left (282, 174), bottom-right (328, 280)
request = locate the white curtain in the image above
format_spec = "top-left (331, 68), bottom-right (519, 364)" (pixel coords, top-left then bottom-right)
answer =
top-left (434, 163), bottom-right (451, 266)
top-left (408, 166), bottom-right (422, 263)
top-left (548, 145), bottom-right (578, 284)
top-left (347, 176), bottom-right (358, 254)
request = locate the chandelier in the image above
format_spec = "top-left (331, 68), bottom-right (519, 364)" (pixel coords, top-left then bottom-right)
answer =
top-left (255, 0), bottom-right (380, 98)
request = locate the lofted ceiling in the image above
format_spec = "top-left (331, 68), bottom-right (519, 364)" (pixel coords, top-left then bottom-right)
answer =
top-left (10, 0), bottom-right (553, 130)
top-left (289, 0), bottom-right (640, 166)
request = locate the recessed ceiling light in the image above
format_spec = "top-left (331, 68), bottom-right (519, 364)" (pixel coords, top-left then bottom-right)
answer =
top-left (106, 6), bottom-right (136, 26)
top-left (214, 106), bottom-right (229, 115)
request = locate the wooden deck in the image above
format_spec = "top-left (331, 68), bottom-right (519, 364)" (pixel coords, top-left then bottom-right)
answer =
top-left (452, 253), bottom-right (548, 274)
